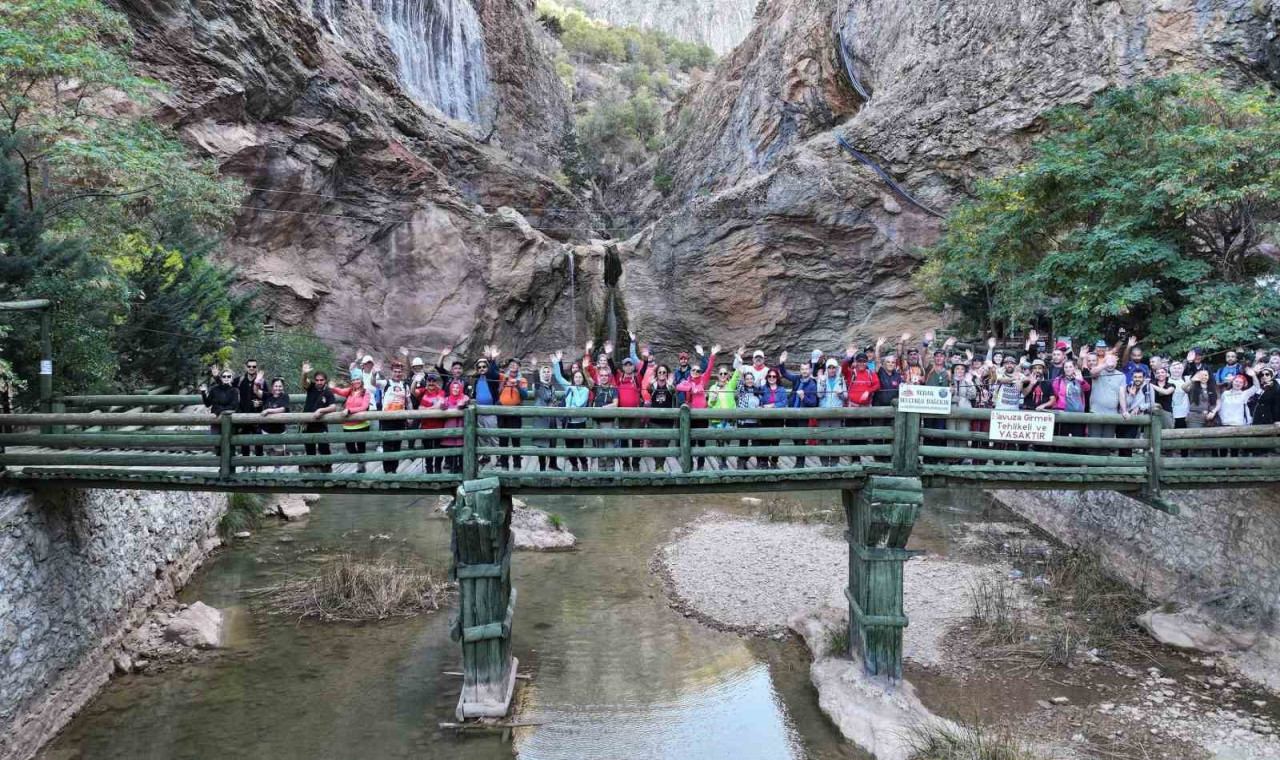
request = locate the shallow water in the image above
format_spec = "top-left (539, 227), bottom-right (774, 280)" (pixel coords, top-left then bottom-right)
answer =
top-left (41, 491), bottom-right (882, 760)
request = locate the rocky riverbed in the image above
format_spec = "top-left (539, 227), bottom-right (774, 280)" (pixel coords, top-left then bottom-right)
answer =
top-left (654, 508), bottom-right (1280, 759)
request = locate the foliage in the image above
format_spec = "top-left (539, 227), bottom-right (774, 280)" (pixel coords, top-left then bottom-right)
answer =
top-left (0, 0), bottom-right (252, 402)
top-left (230, 326), bottom-right (340, 384)
top-left (652, 164), bottom-right (674, 194)
top-left (112, 219), bottom-right (260, 389)
top-left (903, 720), bottom-right (1043, 760)
top-left (218, 492), bottom-right (266, 539)
top-left (536, 1), bottom-right (715, 73)
top-left (548, 512), bottom-right (564, 531)
top-left (916, 76), bottom-right (1280, 352)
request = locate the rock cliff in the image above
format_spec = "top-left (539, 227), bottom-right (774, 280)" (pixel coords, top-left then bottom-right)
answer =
top-left (572, 0), bottom-right (758, 55)
top-left (597, 0), bottom-right (1280, 357)
top-left (124, 0), bottom-right (1280, 362)
top-left (118, 0), bottom-right (589, 358)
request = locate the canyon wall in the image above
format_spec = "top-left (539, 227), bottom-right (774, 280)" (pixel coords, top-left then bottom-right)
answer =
top-left (124, 0), bottom-right (1280, 364)
top-left (600, 0), bottom-right (1280, 359)
top-left (0, 488), bottom-right (226, 760)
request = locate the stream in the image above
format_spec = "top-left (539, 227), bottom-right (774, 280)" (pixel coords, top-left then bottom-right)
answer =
top-left (40, 489), bottom-right (1012, 760)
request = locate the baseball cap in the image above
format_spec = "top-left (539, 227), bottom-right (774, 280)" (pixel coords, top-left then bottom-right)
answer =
top-left (825, 358), bottom-right (839, 369)
top-left (855, 352), bottom-right (868, 361)
top-left (361, 354), bottom-right (374, 364)
top-left (411, 357), bottom-right (424, 367)
top-left (426, 371), bottom-right (440, 380)
top-left (622, 356), bottom-right (635, 365)
top-left (1031, 359), bottom-right (1046, 368)
top-left (350, 369), bottom-right (363, 381)
top-left (1094, 340), bottom-right (1108, 348)
top-left (752, 350), bottom-right (765, 359)
top-left (1055, 341), bottom-right (1068, 350)
top-left (679, 351), bottom-right (690, 360)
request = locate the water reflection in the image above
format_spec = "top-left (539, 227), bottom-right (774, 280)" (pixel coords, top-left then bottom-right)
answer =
top-left (42, 491), bottom-right (860, 760)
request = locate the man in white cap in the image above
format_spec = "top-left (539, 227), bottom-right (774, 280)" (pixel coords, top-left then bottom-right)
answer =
top-left (733, 347), bottom-right (772, 388)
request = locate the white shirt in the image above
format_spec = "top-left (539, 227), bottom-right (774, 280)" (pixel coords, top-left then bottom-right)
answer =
top-left (1218, 386), bottom-right (1259, 426)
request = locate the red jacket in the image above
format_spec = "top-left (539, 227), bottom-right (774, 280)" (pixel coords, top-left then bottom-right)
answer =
top-left (842, 363), bottom-right (881, 407)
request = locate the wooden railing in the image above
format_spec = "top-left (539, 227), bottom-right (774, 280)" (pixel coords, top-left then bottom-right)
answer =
top-left (3, 402), bottom-right (1279, 498)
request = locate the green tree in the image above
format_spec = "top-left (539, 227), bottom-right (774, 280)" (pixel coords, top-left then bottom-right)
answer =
top-left (0, 0), bottom-right (255, 401)
top-left (916, 76), bottom-right (1280, 352)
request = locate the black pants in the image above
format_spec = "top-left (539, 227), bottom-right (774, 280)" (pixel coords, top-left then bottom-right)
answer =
top-left (649, 420), bottom-right (674, 469)
top-left (498, 414), bottom-right (522, 468)
top-left (238, 423), bottom-right (264, 458)
top-left (303, 422), bottom-right (332, 472)
top-left (564, 421), bottom-right (588, 470)
top-left (444, 447), bottom-right (462, 474)
top-left (618, 417), bottom-right (641, 470)
top-left (381, 420), bottom-right (408, 473)
top-left (692, 418), bottom-right (709, 470)
top-left (760, 419), bottom-right (783, 468)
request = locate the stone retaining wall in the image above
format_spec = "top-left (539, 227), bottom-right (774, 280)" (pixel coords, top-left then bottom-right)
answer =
top-left (0, 487), bottom-right (226, 760)
top-left (992, 488), bottom-right (1280, 618)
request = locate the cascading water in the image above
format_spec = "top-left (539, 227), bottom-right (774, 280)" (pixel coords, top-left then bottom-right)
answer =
top-left (605, 290), bottom-right (617, 350)
top-left (310, 0), bottom-right (491, 124)
top-left (568, 252), bottom-right (577, 349)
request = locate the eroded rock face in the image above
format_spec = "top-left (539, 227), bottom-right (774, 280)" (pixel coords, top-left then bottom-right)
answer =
top-left (600, 0), bottom-right (1279, 356)
top-left (120, 0), bottom-right (588, 357)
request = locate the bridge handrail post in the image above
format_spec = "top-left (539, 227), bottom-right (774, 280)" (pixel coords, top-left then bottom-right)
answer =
top-left (1146, 411), bottom-right (1164, 495)
top-left (463, 404), bottom-right (478, 480)
top-left (678, 404), bottom-right (692, 474)
top-left (218, 411), bottom-right (233, 478)
top-left (890, 404), bottom-right (921, 475)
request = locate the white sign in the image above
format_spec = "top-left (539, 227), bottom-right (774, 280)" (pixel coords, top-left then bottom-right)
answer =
top-left (38, 360), bottom-right (52, 376)
top-left (897, 384), bottom-right (951, 415)
top-left (990, 410), bottom-right (1055, 443)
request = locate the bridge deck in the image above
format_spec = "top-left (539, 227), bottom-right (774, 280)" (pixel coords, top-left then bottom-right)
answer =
top-left (2, 403), bottom-right (1278, 502)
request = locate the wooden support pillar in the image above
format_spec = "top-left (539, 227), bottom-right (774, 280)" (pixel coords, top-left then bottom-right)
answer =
top-left (891, 407), bottom-right (921, 475)
top-left (842, 475), bottom-right (923, 679)
top-left (449, 477), bottom-right (517, 720)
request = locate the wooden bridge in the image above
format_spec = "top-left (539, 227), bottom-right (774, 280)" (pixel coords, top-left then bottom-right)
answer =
top-left (4, 397), bottom-right (1276, 719)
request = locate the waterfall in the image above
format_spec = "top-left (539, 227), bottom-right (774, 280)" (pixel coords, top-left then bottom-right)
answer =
top-left (311, 0), bottom-right (491, 124)
top-left (568, 252), bottom-right (577, 349)
top-left (605, 290), bottom-right (618, 351)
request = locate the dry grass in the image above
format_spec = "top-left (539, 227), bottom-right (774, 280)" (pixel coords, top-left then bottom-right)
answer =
top-left (903, 720), bottom-right (1043, 760)
top-left (252, 553), bottom-right (451, 622)
top-left (968, 573), bottom-right (1028, 646)
top-left (758, 496), bottom-right (840, 524)
top-left (1033, 550), bottom-right (1149, 652)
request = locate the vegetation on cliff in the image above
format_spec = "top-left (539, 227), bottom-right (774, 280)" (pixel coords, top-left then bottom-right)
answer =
top-left (917, 76), bottom-right (1280, 351)
top-left (537, 0), bottom-right (714, 193)
top-left (0, 0), bottom-right (257, 401)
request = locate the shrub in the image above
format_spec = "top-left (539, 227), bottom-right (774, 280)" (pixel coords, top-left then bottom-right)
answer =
top-left (904, 721), bottom-right (1043, 760)
top-left (218, 492), bottom-right (266, 538)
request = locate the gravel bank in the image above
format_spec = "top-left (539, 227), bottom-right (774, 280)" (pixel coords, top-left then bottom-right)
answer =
top-left (654, 514), bottom-right (1006, 667)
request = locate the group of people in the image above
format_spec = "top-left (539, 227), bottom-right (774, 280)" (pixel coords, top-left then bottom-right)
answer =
top-left (198, 328), bottom-right (1280, 474)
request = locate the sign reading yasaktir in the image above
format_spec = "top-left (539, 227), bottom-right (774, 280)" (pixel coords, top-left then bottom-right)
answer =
top-left (990, 410), bottom-right (1055, 442)
top-left (897, 384), bottom-right (951, 415)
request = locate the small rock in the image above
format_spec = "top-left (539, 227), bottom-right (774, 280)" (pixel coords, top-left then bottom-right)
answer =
top-left (882, 195), bottom-right (902, 214)
top-left (741, 497), bottom-right (763, 506)
top-left (1200, 658), bottom-right (1217, 668)
top-left (1254, 700), bottom-right (1268, 708)
top-left (233, 530), bottom-right (251, 539)
top-left (1099, 703), bottom-right (1116, 713)
top-left (133, 658), bottom-right (150, 672)
top-left (1210, 677), bottom-right (1227, 688)
top-left (1036, 700), bottom-right (1053, 710)
top-left (1071, 733), bottom-right (1085, 743)
top-left (163, 601), bottom-right (224, 649)
top-left (1051, 696), bottom-right (1070, 705)
top-left (1158, 677), bottom-right (1177, 685)
top-left (112, 653), bottom-right (133, 675)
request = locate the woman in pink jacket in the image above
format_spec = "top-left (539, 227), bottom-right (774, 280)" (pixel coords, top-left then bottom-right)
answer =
top-left (676, 346), bottom-right (718, 470)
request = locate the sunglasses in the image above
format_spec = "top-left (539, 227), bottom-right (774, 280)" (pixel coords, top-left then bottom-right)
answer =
top-left (221, 374), bottom-right (233, 379)
top-left (245, 364), bottom-right (257, 370)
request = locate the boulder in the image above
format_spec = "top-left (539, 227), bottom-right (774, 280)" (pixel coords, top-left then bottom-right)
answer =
top-left (267, 494), bottom-right (310, 521)
top-left (1138, 607), bottom-right (1258, 653)
top-left (510, 504), bottom-right (577, 551)
top-left (163, 602), bottom-right (224, 649)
